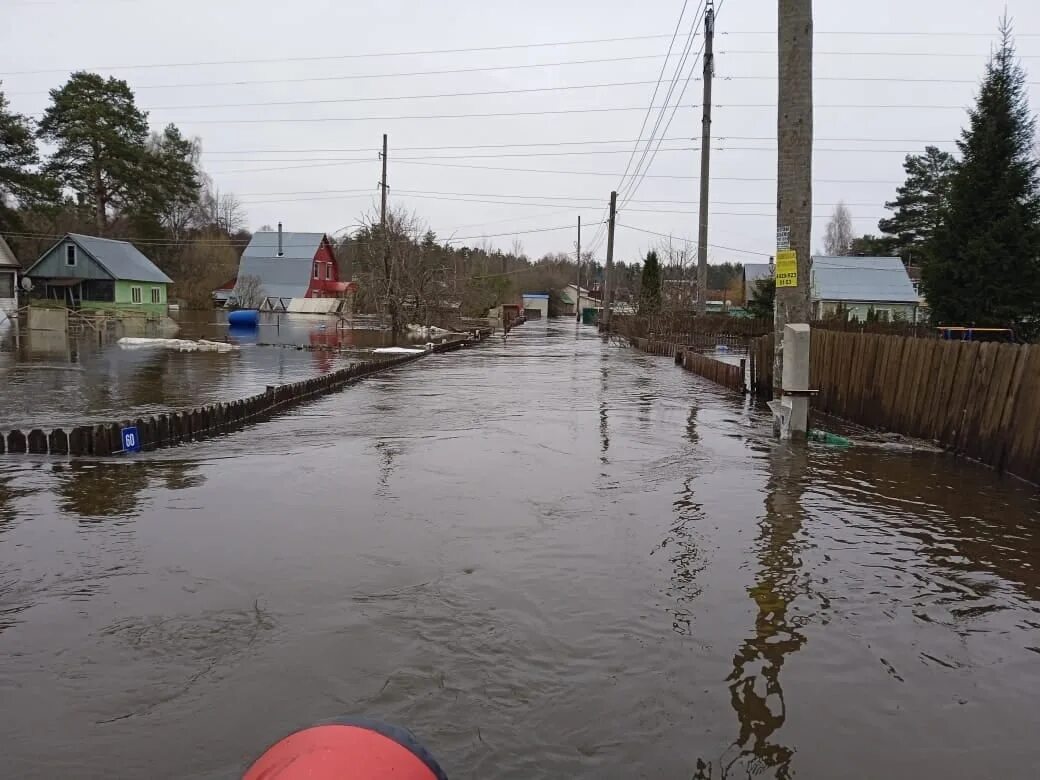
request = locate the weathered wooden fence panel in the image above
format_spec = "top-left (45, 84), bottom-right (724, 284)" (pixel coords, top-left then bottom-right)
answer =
top-left (810, 331), bottom-right (1040, 483)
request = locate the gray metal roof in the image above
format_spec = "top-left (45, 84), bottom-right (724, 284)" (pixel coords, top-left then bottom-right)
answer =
top-left (236, 232), bottom-right (326, 300)
top-left (0, 235), bottom-right (20, 268)
top-left (811, 256), bottom-right (917, 303)
top-left (70, 234), bottom-right (173, 283)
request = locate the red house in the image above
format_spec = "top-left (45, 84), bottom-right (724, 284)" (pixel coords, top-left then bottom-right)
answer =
top-left (235, 226), bottom-right (354, 311)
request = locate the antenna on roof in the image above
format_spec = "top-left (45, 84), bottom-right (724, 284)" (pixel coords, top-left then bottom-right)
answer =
top-left (277, 222), bottom-right (284, 257)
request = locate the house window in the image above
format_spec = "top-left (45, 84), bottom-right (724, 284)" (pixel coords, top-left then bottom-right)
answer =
top-left (325, 264), bottom-right (333, 280)
top-left (313, 262), bottom-right (319, 279)
top-left (66, 244), bottom-right (77, 266)
top-left (131, 286), bottom-right (142, 304)
top-left (151, 287), bottom-right (161, 304)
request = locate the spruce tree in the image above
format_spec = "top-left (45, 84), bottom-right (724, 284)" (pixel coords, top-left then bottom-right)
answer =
top-left (925, 20), bottom-right (1040, 334)
top-left (639, 250), bottom-right (662, 315)
top-left (878, 146), bottom-right (957, 263)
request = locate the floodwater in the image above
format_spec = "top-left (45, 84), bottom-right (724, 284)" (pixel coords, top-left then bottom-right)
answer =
top-left (1, 320), bottom-right (1038, 779)
top-left (0, 312), bottom-right (395, 429)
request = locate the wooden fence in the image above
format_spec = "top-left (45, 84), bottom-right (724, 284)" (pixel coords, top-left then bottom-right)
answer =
top-left (748, 334), bottom-right (775, 399)
top-left (631, 337), bottom-right (746, 393)
top-left (0, 338), bottom-right (473, 458)
top-left (810, 330), bottom-right (1040, 482)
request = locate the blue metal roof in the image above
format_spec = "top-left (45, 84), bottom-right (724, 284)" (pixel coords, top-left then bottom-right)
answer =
top-left (811, 256), bottom-right (917, 304)
top-left (522, 293), bottom-right (550, 299)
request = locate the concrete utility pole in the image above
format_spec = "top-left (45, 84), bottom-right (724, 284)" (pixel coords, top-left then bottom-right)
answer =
top-left (602, 190), bottom-right (617, 327)
top-left (379, 133), bottom-right (400, 341)
top-left (380, 133), bottom-right (388, 229)
top-left (575, 216), bottom-right (582, 321)
top-left (774, 1), bottom-right (814, 433)
top-left (695, 0), bottom-right (715, 316)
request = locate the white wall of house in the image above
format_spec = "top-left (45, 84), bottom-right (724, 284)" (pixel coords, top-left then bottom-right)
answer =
top-left (0, 269), bottom-right (17, 317)
top-left (816, 300), bottom-right (919, 323)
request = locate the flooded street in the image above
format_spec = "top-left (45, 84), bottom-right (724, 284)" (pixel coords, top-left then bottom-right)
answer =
top-left (1, 320), bottom-right (1038, 778)
top-left (0, 312), bottom-right (396, 429)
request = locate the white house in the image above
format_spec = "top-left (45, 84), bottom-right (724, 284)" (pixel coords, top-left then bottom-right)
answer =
top-left (521, 292), bottom-right (550, 320)
top-left (560, 284), bottom-right (598, 317)
top-left (0, 235), bottom-right (20, 319)
top-left (811, 256), bottom-right (920, 322)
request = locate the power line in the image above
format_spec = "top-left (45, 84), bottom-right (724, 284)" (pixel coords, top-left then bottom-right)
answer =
top-left (203, 135), bottom-right (956, 156)
top-left (618, 223), bottom-right (771, 256)
top-left (2, 53), bottom-right (677, 94)
top-left (203, 136), bottom-right (698, 155)
top-left (621, 6), bottom-right (708, 205)
top-left (615, 0), bottom-right (698, 194)
top-left (0, 33), bottom-right (678, 76)
top-left (160, 103), bottom-right (699, 126)
top-left (721, 74), bottom-right (1040, 85)
top-left (718, 48), bottom-right (1040, 58)
top-left (143, 79), bottom-right (665, 111)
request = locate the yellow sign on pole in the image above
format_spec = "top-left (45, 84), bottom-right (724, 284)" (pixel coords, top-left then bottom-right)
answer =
top-left (775, 249), bottom-right (798, 288)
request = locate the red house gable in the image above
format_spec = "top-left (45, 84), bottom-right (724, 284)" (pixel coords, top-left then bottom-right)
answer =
top-left (305, 235), bottom-right (341, 298)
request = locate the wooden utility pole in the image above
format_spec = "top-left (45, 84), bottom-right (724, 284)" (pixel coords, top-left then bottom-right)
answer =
top-left (774, 1), bottom-right (813, 396)
top-left (602, 190), bottom-right (617, 327)
top-left (575, 216), bottom-right (582, 321)
top-left (695, 1), bottom-right (715, 316)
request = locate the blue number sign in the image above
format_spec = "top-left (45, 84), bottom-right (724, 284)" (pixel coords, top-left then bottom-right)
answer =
top-left (121, 426), bottom-right (141, 453)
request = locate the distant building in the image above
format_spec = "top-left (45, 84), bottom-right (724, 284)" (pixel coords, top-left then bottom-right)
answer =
top-left (521, 292), bottom-right (550, 320)
top-left (212, 275), bottom-right (238, 307)
top-left (811, 256), bottom-right (919, 322)
top-left (0, 235), bottom-right (19, 318)
top-left (23, 233), bottom-right (172, 313)
top-left (742, 261), bottom-right (774, 305)
top-left (235, 229), bottom-right (350, 312)
top-left (559, 284), bottom-right (598, 317)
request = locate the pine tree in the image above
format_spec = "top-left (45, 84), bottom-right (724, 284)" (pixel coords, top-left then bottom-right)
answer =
top-left (878, 146), bottom-right (957, 263)
top-left (639, 250), bottom-right (662, 315)
top-left (926, 20), bottom-right (1040, 334)
top-left (38, 72), bottom-right (152, 232)
top-left (0, 91), bottom-right (55, 228)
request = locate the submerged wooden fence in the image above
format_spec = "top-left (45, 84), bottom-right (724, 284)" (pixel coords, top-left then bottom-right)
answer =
top-left (810, 330), bottom-right (1040, 482)
top-left (631, 337), bottom-right (746, 393)
top-left (638, 328), bottom-right (1040, 482)
top-left (0, 339), bottom-right (472, 458)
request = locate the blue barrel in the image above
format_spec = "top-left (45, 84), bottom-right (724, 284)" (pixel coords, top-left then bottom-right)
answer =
top-left (228, 309), bottom-right (260, 327)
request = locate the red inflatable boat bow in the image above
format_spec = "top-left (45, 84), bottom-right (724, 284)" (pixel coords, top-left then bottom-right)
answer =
top-left (244, 719), bottom-right (448, 780)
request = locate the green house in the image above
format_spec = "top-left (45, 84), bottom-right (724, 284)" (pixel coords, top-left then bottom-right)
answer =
top-left (23, 233), bottom-right (172, 314)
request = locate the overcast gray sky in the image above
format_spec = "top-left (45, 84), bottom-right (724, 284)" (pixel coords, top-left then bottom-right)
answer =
top-left (3, 0), bottom-right (1039, 266)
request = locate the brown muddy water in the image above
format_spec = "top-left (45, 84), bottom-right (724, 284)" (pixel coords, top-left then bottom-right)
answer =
top-left (0, 312), bottom-right (396, 429)
top-left (1, 320), bottom-right (1038, 779)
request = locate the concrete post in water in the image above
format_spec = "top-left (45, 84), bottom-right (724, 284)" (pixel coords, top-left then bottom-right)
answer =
top-left (770, 323), bottom-right (811, 440)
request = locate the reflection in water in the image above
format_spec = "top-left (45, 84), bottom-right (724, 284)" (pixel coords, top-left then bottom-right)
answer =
top-left (710, 446), bottom-right (808, 778)
top-left (0, 472), bottom-right (32, 528)
top-left (663, 477), bottom-right (707, 637)
top-left (599, 356), bottom-right (610, 462)
top-left (53, 461), bottom-right (204, 520)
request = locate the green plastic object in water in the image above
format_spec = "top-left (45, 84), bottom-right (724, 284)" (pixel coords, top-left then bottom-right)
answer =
top-left (809, 429), bottom-right (853, 447)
